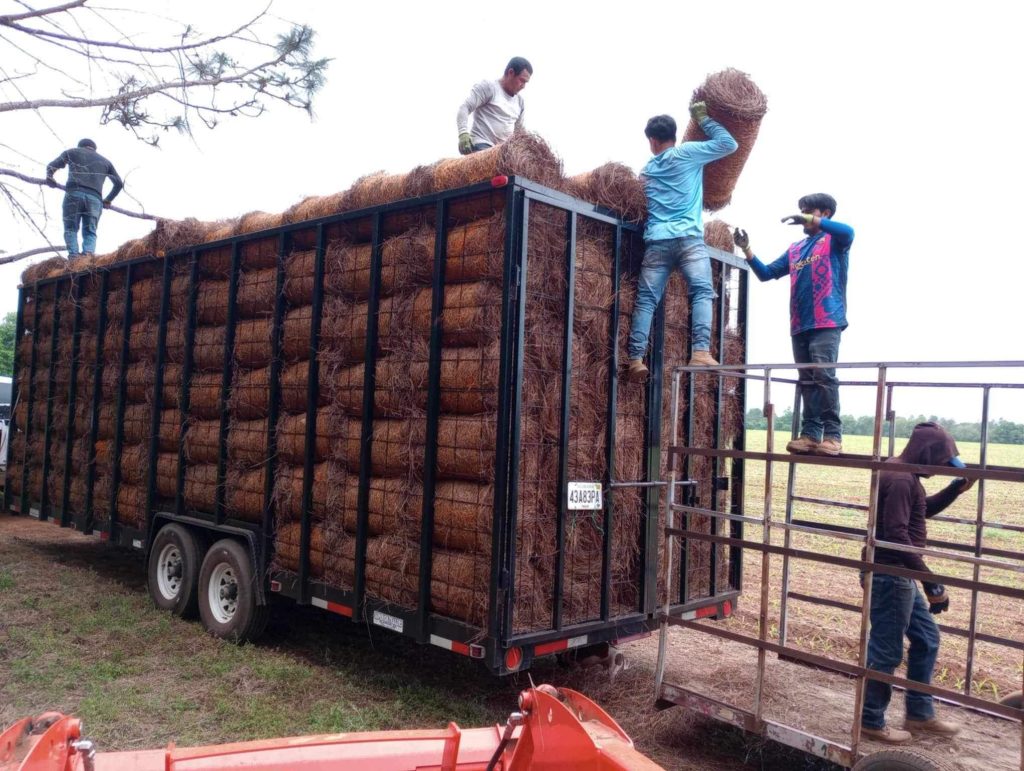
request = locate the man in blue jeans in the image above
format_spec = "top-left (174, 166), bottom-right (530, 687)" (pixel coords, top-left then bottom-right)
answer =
top-left (734, 194), bottom-right (853, 455)
top-left (860, 422), bottom-right (973, 743)
top-left (46, 138), bottom-right (123, 261)
top-left (626, 105), bottom-right (737, 380)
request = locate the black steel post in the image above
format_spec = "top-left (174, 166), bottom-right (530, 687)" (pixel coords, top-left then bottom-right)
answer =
top-left (679, 335), bottom-right (696, 604)
top-left (83, 271), bottom-right (109, 534)
top-left (215, 242), bottom-right (242, 524)
top-left (552, 211), bottom-right (577, 631)
top-left (3, 288), bottom-right (26, 511)
top-left (488, 186), bottom-right (524, 644)
top-left (355, 214), bottom-right (384, 615)
top-left (298, 224), bottom-right (327, 603)
top-left (60, 276), bottom-right (83, 526)
top-left (18, 284), bottom-right (42, 516)
top-left (109, 264), bottom-right (135, 534)
top-left (262, 233), bottom-right (289, 569)
top-left (175, 252), bottom-right (200, 516)
top-left (39, 282), bottom-right (62, 521)
top-left (144, 255), bottom-right (174, 541)
top-left (600, 225), bottom-right (622, 620)
top-left (416, 201), bottom-right (450, 640)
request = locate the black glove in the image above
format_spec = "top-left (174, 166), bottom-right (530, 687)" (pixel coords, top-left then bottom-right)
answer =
top-left (45, 177), bottom-right (57, 188)
top-left (923, 582), bottom-right (949, 615)
top-left (733, 228), bottom-right (750, 251)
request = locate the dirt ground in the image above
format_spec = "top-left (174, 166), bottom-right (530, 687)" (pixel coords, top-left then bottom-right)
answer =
top-left (2, 513), bottom-right (1020, 770)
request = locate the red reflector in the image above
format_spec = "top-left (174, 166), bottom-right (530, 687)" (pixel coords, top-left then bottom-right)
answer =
top-left (695, 604), bottom-right (717, 619)
top-left (721, 600), bottom-right (733, 617)
top-left (99, 531), bottom-right (110, 541)
top-left (534, 639), bottom-right (568, 656)
top-left (269, 581), bottom-right (282, 592)
top-left (491, 175), bottom-right (509, 188)
top-left (505, 646), bottom-right (523, 671)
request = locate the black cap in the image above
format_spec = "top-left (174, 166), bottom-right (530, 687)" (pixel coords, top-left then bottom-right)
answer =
top-left (77, 138), bottom-right (97, 149)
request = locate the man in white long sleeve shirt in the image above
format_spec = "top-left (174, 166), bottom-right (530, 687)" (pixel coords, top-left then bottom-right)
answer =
top-left (456, 57), bottom-right (532, 154)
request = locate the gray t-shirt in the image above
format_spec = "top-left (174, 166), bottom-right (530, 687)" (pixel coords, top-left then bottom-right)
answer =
top-left (47, 147), bottom-right (123, 203)
top-left (456, 80), bottom-right (524, 147)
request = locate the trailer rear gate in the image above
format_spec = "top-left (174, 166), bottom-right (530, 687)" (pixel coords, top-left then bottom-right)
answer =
top-left (4, 177), bottom-right (748, 674)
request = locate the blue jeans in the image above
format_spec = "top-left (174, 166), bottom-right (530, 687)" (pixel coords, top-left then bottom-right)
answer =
top-left (627, 237), bottom-right (715, 360)
top-left (471, 142), bottom-right (493, 152)
top-left (792, 328), bottom-right (842, 441)
top-left (62, 190), bottom-right (102, 255)
top-left (862, 575), bottom-right (940, 729)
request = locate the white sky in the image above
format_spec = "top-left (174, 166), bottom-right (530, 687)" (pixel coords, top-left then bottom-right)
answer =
top-left (2, 0), bottom-right (1022, 422)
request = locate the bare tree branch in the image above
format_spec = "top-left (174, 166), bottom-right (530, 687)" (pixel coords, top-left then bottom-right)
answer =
top-left (0, 244), bottom-right (66, 266)
top-left (0, 168), bottom-right (160, 220)
top-left (1, 1), bottom-right (85, 24)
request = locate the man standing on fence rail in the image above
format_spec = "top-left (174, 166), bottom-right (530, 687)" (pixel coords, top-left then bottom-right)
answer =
top-left (733, 195), bottom-right (853, 456)
top-left (456, 57), bottom-right (531, 154)
top-left (625, 105), bottom-right (738, 380)
top-left (860, 421), bottom-right (973, 743)
top-left (45, 138), bottom-right (123, 262)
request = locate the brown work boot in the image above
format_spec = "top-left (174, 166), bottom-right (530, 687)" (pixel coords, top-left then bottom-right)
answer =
top-left (904, 717), bottom-right (961, 736)
top-left (861, 725), bottom-right (912, 743)
top-left (625, 359), bottom-right (649, 381)
top-left (815, 437), bottom-right (842, 456)
top-left (786, 435), bottom-right (819, 454)
top-left (687, 350), bottom-right (718, 367)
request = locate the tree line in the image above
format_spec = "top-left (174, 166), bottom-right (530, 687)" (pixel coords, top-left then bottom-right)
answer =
top-left (745, 408), bottom-right (1024, 445)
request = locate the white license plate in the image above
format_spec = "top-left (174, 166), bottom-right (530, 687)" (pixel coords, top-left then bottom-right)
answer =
top-left (567, 482), bottom-right (603, 510)
top-left (372, 610), bottom-right (404, 633)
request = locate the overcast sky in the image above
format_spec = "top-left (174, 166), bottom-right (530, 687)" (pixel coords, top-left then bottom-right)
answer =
top-left (2, 0), bottom-right (1022, 422)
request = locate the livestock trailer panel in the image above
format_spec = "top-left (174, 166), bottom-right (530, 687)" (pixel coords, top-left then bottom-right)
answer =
top-left (4, 177), bottom-right (747, 674)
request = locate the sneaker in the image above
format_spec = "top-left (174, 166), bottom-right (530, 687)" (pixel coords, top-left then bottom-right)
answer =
top-left (815, 438), bottom-right (842, 456)
top-left (861, 725), bottom-right (912, 744)
top-left (786, 436), bottom-right (819, 454)
top-left (626, 359), bottom-right (649, 381)
top-left (687, 350), bottom-right (718, 367)
top-left (904, 717), bottom-right (961, 736)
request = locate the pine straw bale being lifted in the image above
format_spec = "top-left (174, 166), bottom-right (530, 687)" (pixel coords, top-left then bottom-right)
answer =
top-left (234, 317), bottom-right (274, 369)
top-left (236, 268), bottom-right (278, 318)
top-left (704, 218), bottom-right (736, 253)
top-left (227, 417), bottom-right (269, 467)
top-left (431, 131), bottom-right (563, 193)
top-left (188, 371), bottom-right (225, 419)
top-left (409, 281), bottom-right (502, 346)
top-left (273, 462), bottom-right (347, 523)
top-left (183, 463), bottom-right (218, 513)
top-left (683, 68), bottom-right (768, 211)
top-left (225, 466), bottom-right (266, 522)
top-left (565, 162), bottom-right (647, 224)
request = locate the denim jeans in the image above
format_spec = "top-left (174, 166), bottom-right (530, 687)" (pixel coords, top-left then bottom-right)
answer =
top-left (62, 190), bottom-right (102, 255)
top-left (627, 237), bottom-right (715, 360)
top-left (792, 327), bottom-right (842, 441)
top-left (471, 142), bottom-right (493, 152)
top-left (862, 575), bottom-right (940, 729)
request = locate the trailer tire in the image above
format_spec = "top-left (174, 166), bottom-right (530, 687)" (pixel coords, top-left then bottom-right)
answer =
top-left (852, 749), bottom-right (954, 771)
top-left (148, 524), bottom-right (201, 618)
top-left (198, 538), bottom-right (262, 641)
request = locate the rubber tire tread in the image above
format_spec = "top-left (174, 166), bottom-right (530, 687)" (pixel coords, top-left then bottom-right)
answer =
top-left (852, 749), bottom-right (954, 771)
top-left (147, 524), bottom-right (200, 618)
top-left (198, 538), bottom-right (258, 641)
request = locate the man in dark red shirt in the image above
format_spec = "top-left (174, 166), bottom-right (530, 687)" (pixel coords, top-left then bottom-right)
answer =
top-left (861, 422), bottom-right (974, 743)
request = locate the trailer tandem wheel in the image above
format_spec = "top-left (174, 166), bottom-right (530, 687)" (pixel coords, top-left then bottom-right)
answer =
top-left (147, 524), bottom-right (201, 618)
top-left (198, 538), bottom-right (264, 641)
top-left (851, 748), bottom-right (955, 770)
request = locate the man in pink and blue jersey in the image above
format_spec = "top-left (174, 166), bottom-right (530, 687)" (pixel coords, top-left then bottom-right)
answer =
top-left (733, 194), bottom-right (854, 456)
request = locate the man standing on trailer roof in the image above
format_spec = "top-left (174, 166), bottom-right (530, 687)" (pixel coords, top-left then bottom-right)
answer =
top-left (456, 57), bottom-right (531, 154)
top-left (625, 105), bottom-right (738, 380)
top-left (859, 421), bottom-right (973, 743)
top-left (733, 195), bottom-right (853, 456)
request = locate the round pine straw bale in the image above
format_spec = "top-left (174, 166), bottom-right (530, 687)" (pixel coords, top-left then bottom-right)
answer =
top-left (130, 277), bottom-right (161, 320)
top-left (122, 403), bottom-right (152, 444)
top-left (322, 231), bottom-right (429, 299)
top-left (153, 217), bottom-right (209, 255)
top-left (198, 246), bottom-right (233, 277)
top-left (227, 417), bottom-right (268, 467)
top-left (682, 68), bottom-right (768, 211)
top-left (322, 293), bottom-right (412, 362)
top-left (431, 481), bottom-right (492, 551)
top-left (230, 366), bottom-right (270, 419)
top-left (234, 318), bottom-right (274, 368)
top-left (155, 452), bottom-right (179, 498)
top-left (196, 281), bottom-right (229, 325)
top-left (122, 360), bottom-right (155, 403)
top-left (327, 353), bottom-right (427, 418)
top-left (279, 361), bottom-right (329, 414)
top-left (116, 485), bottom-right (148, 528)
top-left (283, 192), bottom-right (348, 224)
top-left (337, 476), bottom-right (419, 536)
top-left (704, 219), bottom-right (736, 253)
top-left (283, 248), bottom-right (318, 305)
top-left (188, 371), bottom-right (224, 419)
top-left (276, 409), bottom-right (335, 464)
top-left (325, 412), bottom-right (425, 478)
top-left (235, 268), bottom-right (277, 318)
top-left (282, 304), bottom-right (313, 361)
top-left (225, 466), bottom-right (266, 522)
top-left (159, 409), bottom-right (182, 452)
top-left (273, 462), bottom-right (347, 523)
top-left (436, 414), bottom-right (496, 481)
top-left (203, 219), bottom-right (239, 243)
top-left (166, 321), bottom-right (226, 371)
top-left (345, 172), bottom-right (409, 211)
top-left (118, 443), bottom-right (149, 485)
top-left (184, 418), bottom-right (220, 463)
top-left (431, 131), bottom-right (563, 193)
top-left (566, 162), bottom-right (647, 224)
top-left (437, 342), bottom-right (500, 414)
top-left (408, 281), bottom-right (502, 345)
top-left (183, 463), bottom-right (218, 512)
top-left (240, 236), bottom-right (279, 270)
top-left (22, 257), bottom-right (69, 285)
top-left (235, 211), bottom-right (285, 236)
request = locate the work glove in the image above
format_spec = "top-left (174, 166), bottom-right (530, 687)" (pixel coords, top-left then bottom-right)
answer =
top-left (689, 101), bottom-right (709, 123)
top-left (102, 200), bottom-right (111, 209)
top-left (733, 228), bottom-right (750, 251)
top-left (781, 213), bottom-right (815, 226)
top-left (45, 177), bottom-right (57, 188)
top-left (458, 132), bottom-right (474, 155)
top-left (922, 582), bottom-right (949, 615)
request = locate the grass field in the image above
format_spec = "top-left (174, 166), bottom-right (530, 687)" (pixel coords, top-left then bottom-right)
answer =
top-left (729, 430), bottom-right (1024, 701)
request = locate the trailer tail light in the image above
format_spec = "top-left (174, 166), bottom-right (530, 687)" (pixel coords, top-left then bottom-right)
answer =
top-left (504, 646), bottom-right (523, 671)
top-left (491, 175), bottom-right (509, 187)
top-left (269, 580), bottom-right (282, 593)
top-left (311, 597), bottom-right (353, 617)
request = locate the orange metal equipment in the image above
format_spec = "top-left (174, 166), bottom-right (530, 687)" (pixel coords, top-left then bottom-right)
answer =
top-left (0, 685), bottom-right (664, 771)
